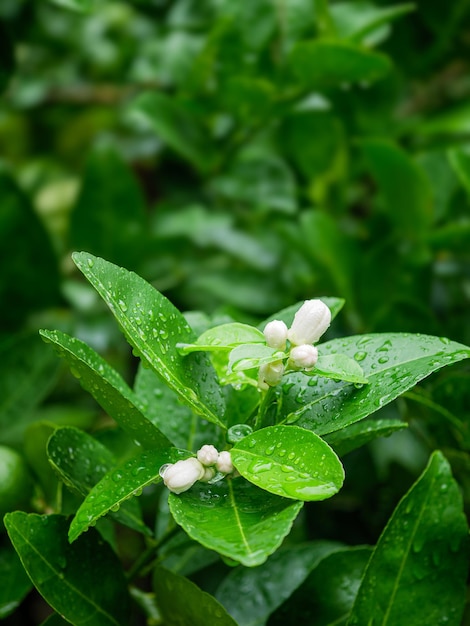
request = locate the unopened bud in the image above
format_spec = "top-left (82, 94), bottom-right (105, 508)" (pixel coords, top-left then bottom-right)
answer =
top-left (162, 458), bottom-right (205, 494)
top-left (200, 466), bottom-right (216, 482)
top-left (197, 444), bottom-right (219, 466)
top-left (258, 360), bottom-right (285, 390)
top-left (263, 320), bottom-right (288, 350)
top-left (216, 451), bottom-right (233, 474)
top-left (287, 299), bottom-right (331, 346)
top-left (288, 344), bottom-right (318, 370)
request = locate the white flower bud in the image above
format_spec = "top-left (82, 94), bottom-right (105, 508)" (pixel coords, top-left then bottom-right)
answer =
top-left (263, 320), bottom-right (288, 350)
top-left (287, 299), bottom-right (331, 346)
top-left (216, 451), bottom-right (233, 474)
top-left (197, 444), bottom-right (219, 466)
top-left (162, 458), bottom-right (205, 494)
top-left (258, 360), bottom-right (285, 390)
top-left (200, 466), bottom-right (216, 482)
top-left (288, 344), bottom-right (318, 370)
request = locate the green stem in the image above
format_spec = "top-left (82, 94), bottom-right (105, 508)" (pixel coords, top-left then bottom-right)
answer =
top-left (126, 525), bottom-right (179, 583)
top-left (254, 386), bottom-right (279, 430)
top-left (403, 391), bottom-right (465, 444)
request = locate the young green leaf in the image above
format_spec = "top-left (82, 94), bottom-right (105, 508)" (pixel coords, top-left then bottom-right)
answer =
top-left (68, 447), bottom-right (190, 542)
top-left (72, 252), bottom-right (226, 428)
top-left (177, 322), bottom-right (265, 354)
top-left (231, 426), bottom-right (344, 501)
top-left (4, 513), bottom-right (131, 626)
top-left (40, 329), bottom-right (171, 450)
top-left (313, 354), bottom-right (368, 384)
top-left (348, 451), bottom-right (469, 626)
top-left (48, 427), bottom-right (151, 537)
top-left (154, 566), bottom-right (237, 626)
top-left (280, 333), bottom-right (470, 435)
top-left (168, 478), bottom-right (303, 567)
top-left (228, 345), bottom-right (285, 372)
top-left (215, 542), bottom-right (343, 626)
top-left (330, 2), bottom-right (415, 43)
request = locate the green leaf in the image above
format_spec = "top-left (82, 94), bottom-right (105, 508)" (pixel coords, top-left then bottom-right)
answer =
top-left (229, 345), bottom-right (285, 372)
top-left (40, 329), bottom-right (171, 451)
top-left (72, 252), bottom-right (226, 428)
top-left (68, 447), bottom-right (189, 542)
top-left (4, 513), bottom-right (131, 626)
top-left (128, 92), bottom-right (216, 172)
top-left (0, 544), bottom-right (32, 619)
top-left (48, 427), bottom-right (151, 537)
top-left (154, 566), bottom-right (237, 626)
top-left (69, 147), bottom-right (147, 270)
top-left (0, 333), bottom-right (60, 446)
top-left (448, 145), bottom-right (470, 196)
top-left (325, 419), bottom-right (408, 456)
top-left (330, 2), bottom-right (415, 43)
top-left (168, 478), bottom-right (303, 567)
top-left (134, 364), bottom-right (224, 451)
top-left (231, 426), bottom-right (344, 501)
top-left (270, 546), bottom-right (372, 626)
top-left (313, 354), bottom-right (368, 384)
top-left (24, 422), bottom-right (59, 507)
top-left (348, 451), bottom-right (469, 626)
top-left (215, 542), bottom-right (343, 626)
top-left (178, 323), bottom-right (265, 354)
top-left (280, 333), bottom-right (470, 435)
top-left (290, 39), bottom-right (391, 89)
top-left (361, 139), bottom-right (434, 235)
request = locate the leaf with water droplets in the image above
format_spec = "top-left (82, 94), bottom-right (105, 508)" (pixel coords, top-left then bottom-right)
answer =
top-left (4, 513), bottom-right (131, 626)
top-left (177, 323), bottom-right (265, 354)
top-left (68, 447), bottom-right (190, 542)
top-left (229, 344), bottom-right (286, 372)
top-left (72, 252), bottom-right (226, 428)
top-left (215, 542), bottom-right (344, 626)
top-left (40, 329), bottom-right (171, 451)
top-left (134, 364), bottom-right (224, 451)
top-left (325, 418), bottom-right (408, 457)
top-left (348, 451), bottom-right (469, 626)
top-left (48, 427), bottom-right (151, 538)
top-left (168, 478), bottom-right (303, 567)
top-left (280, 333), bottom-right (470, 435)
top-left (154, 566), bottom-right (237, 626)
top-left (313, 354), bottom-right (368, 384)
top-left (231, 426), bottom-right (344, 501)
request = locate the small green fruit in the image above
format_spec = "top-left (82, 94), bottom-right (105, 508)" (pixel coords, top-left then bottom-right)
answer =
top-left (0, 445), bottom-right (33, 520)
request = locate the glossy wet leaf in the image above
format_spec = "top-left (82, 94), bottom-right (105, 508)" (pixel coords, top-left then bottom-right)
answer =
top-left (280, 333), bottom-right (470, 435)
top-left (290, 40), bottom-right (391, 89)
top-left (348, 451), bottom-right (469, 626)
top-left (269, 547), bottom-right (372, 626)
top-left (231, 426), bottom-right (344, 501)
top-left (72, 252), bottom-right (226, 428)
top-left (68, 447), bottom-right (189, 542)
top-left (313, 354), bottom-right (368, 384)
top-left (325, 419), bottom-right (407, 456)
top-left (229, 345), bottom-right (285, 372)
top-left (48, 427), bottom-right (150, 537)
top-left (5, 513), bottom-right (131, 626)
top-left (215, 542), bottom-right (343, 626)
top-left (168, 478), bottom-right (303, 567)
top-left (40, 329), bottom-right (171, 451)
top-left (0, 544), bottom-right (32, 618)
top-left (154, 566), bottom-right (237, 626)
top-left (134, 364), bottom-right (224, 451)
top-left (177, 323), bottom-right (265, 354)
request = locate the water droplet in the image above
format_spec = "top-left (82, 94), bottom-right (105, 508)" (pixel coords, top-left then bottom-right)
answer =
top-left (264, 445), bottom-right (276, 456)
top-left (377, 339), bottom-right (392, 352)
top-left (354, 351), bottom-right (367, 362)
top-left (227, 424), bottom-right (253, 444)
top-left (87, 258), bottom-right (94, 268)
top-left (118, 300), bottom-right (128, 312)
top-left (307, 377), bottom-right (318, 387)
top-left (112, 471), bottom-right (123, 482)
top-left (378, 355), bottom-right (389, 364)
top-left (110, 503), bottom-right (120, 512)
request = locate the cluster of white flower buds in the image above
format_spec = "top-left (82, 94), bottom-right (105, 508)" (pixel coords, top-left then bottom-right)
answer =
top-left (161, 445), bottom-right (234, 495)
top-left (258, 299), bottom-right (331, 390)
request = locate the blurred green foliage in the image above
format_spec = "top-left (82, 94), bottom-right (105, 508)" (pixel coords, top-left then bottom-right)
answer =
top-left (1, 0), bottom-right (470, 623)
